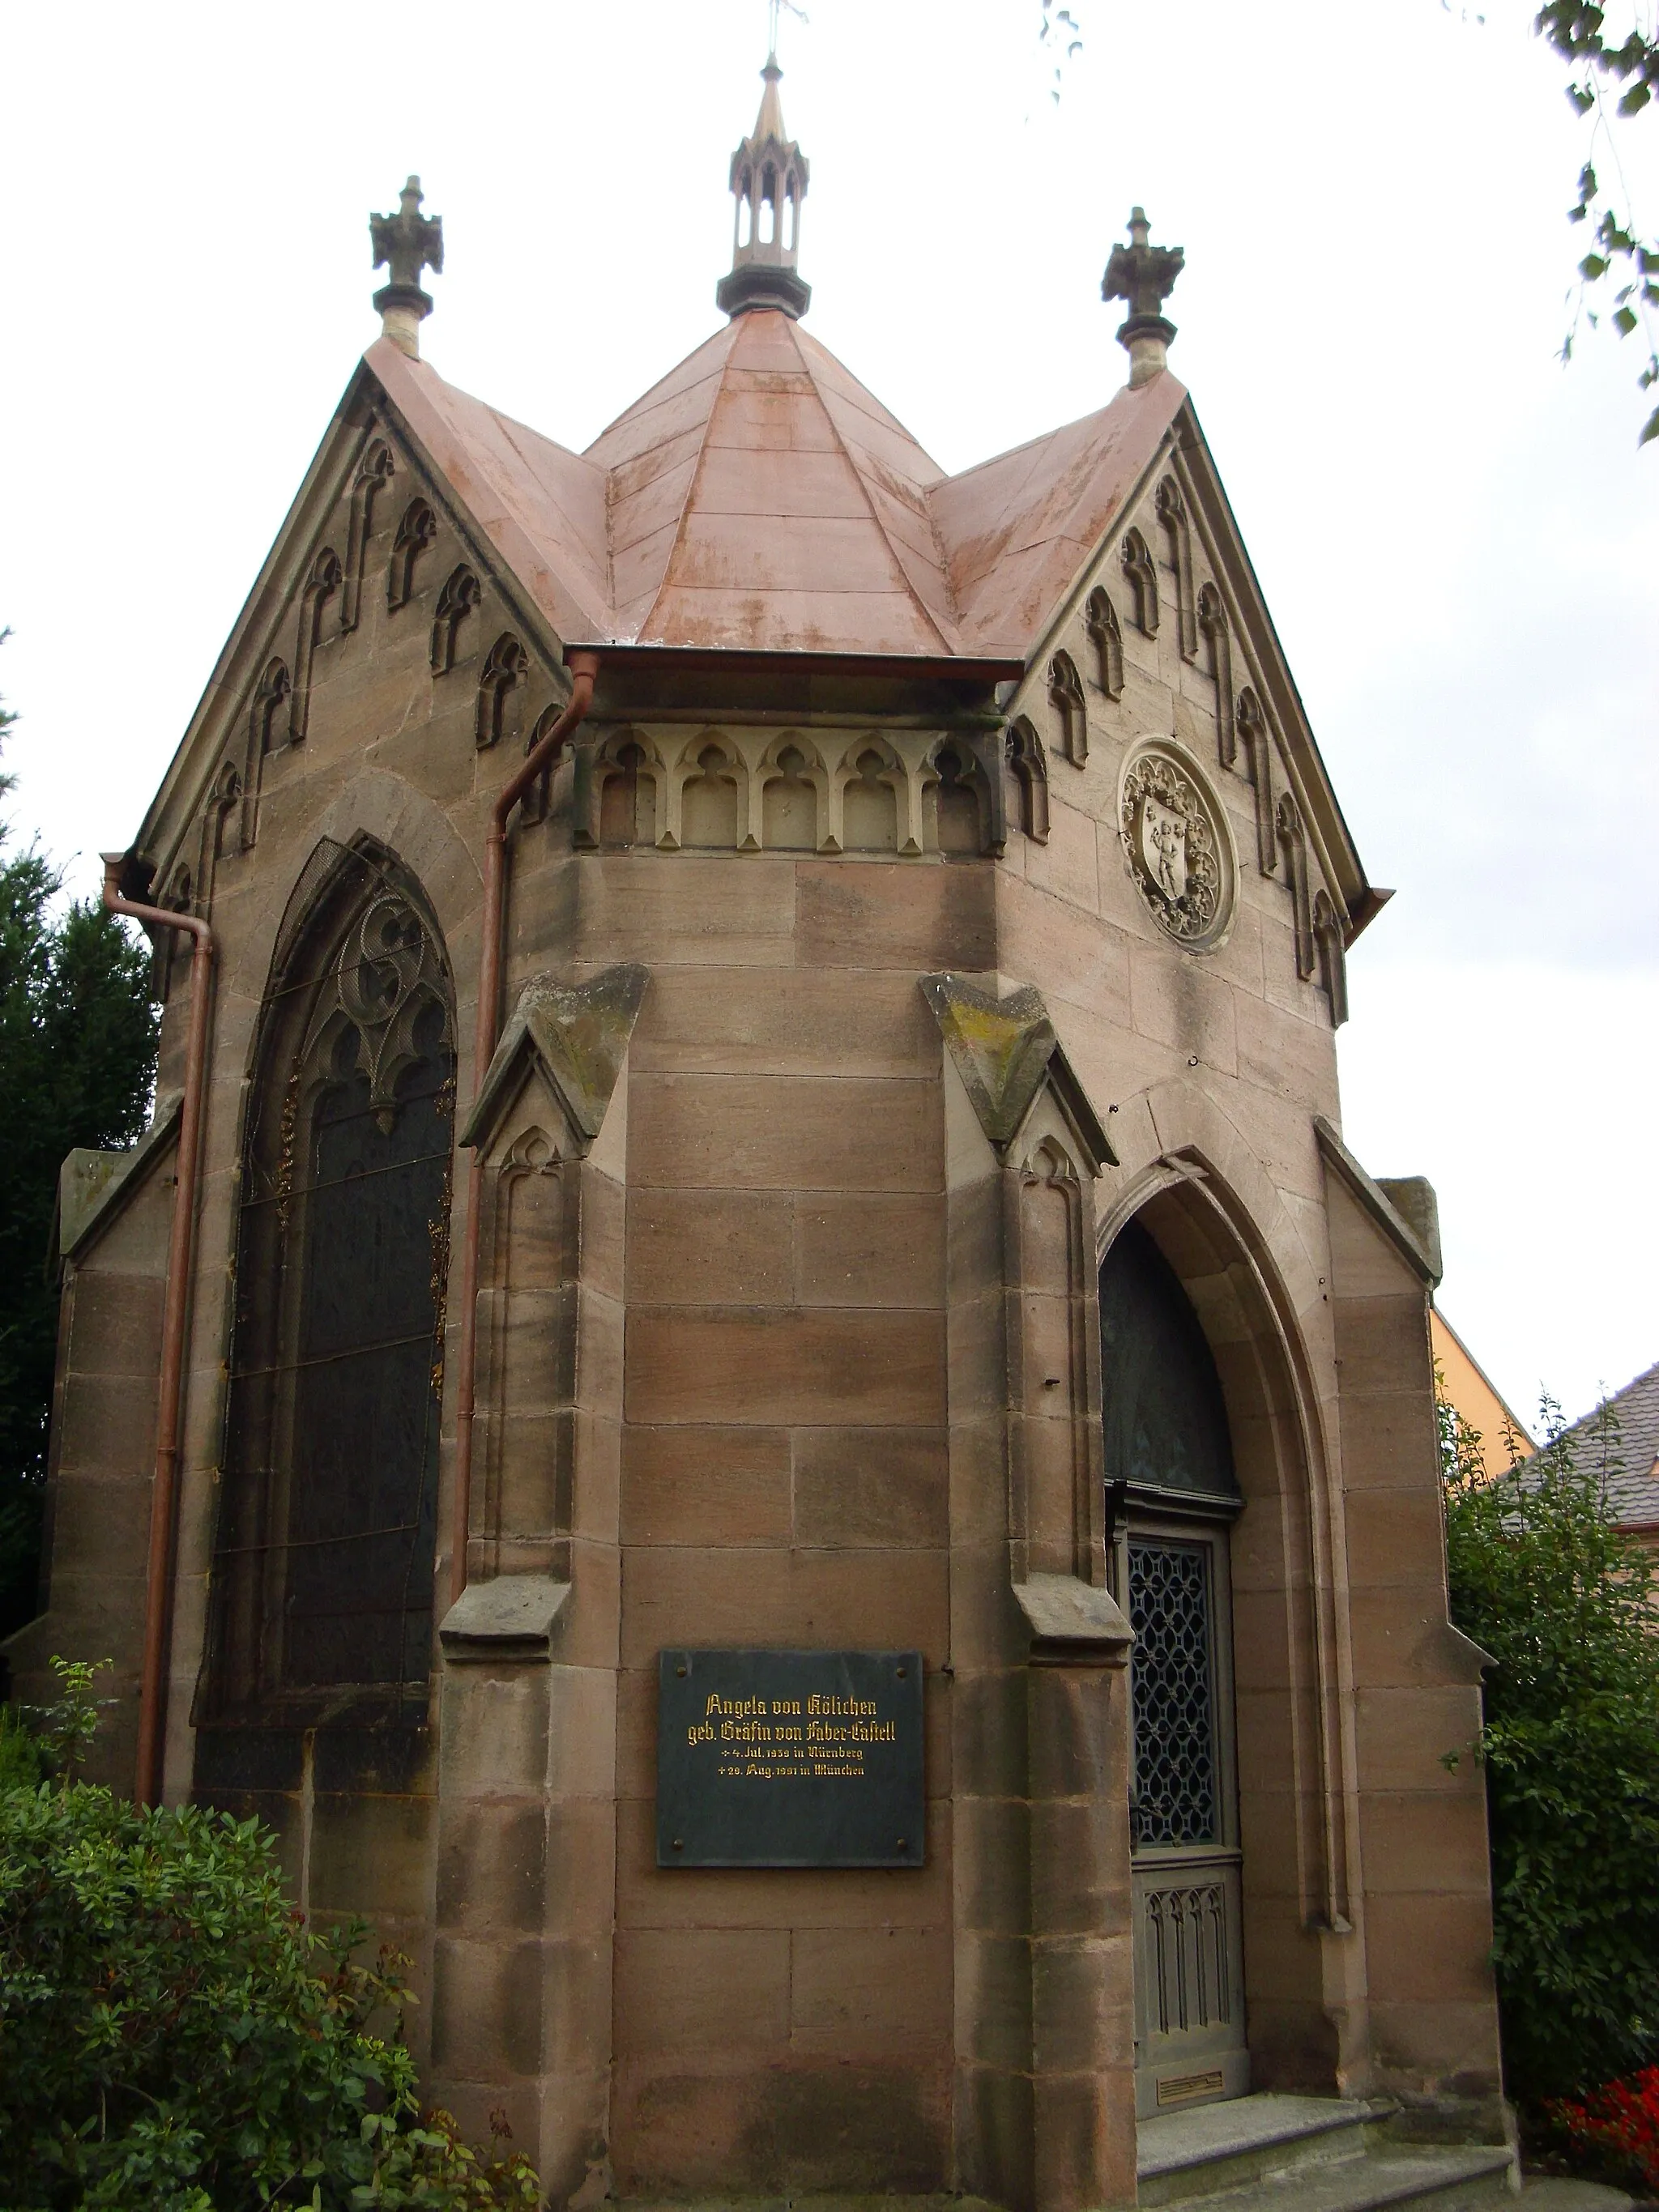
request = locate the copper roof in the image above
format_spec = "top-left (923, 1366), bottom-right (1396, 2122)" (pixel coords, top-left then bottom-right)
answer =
top-left (368, 313), bottom-right (1187, 665)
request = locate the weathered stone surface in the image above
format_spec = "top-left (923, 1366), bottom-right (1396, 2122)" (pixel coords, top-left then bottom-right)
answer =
top-left (27, 194), bottom-right (1503, 2209)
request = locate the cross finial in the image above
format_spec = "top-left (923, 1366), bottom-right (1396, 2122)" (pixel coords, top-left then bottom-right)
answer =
top-left (1102, 205), bottom-right (1185, 389)
top-left (370, 175), bottom-right (443, 359)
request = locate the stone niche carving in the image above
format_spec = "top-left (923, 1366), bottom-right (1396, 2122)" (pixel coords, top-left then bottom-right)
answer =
top-left (240, 657), bottom-right (291, 850)
top-left (1121, 526), bottom-right (1159, 637)
top-left (1006, 717), bottom-right (1050, 843)
top-left (1197, 584), bottom-right (1235, 768)
top-left (476, 632), bottom-right (525, 749)
top-left (289, 547), bottom-right (342, 743)
top-left (388, 497), bottom-right (437, 612)
top-left (572, 724), bottom-right (1002, 859)
top-left (342, 439), bottom-right (394, 633)
top-left (1085, 586), bottom-right (1124, 701)
top-left (1313, 889), bottom-right (1349, 1025)
top-left (430, 563), bottom-right (481, 675)
top-left (1155, 477), bottom-right (1197, 660)
top-left (1047, 649), bottom-right (1088, 767)
top-left (1118, 739), bottom-right (1236, 952)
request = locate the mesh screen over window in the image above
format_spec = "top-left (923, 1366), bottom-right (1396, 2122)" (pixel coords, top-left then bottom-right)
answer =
top-left (199, 846), bottom-right (454, 1724)
top-left (1128, 1538), bottom-right (1218, 1848)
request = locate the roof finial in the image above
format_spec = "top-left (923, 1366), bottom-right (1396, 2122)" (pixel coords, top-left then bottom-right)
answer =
top-left (1102, 206), bottom-right (1184, 389)
top-left (716, 45), bottom-right (811, 320)
top-left (371, 176), bottom-right (443, 359)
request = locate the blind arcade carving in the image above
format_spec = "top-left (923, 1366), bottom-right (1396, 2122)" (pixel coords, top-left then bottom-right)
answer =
top-left (656, 1649), bottom-right (924, 1868)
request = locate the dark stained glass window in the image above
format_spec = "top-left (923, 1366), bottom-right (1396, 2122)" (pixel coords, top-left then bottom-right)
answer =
top-left (1099, 1218), bottom-right (1237, 1502)
top-left (199, 846), bottom-right (454, 1724)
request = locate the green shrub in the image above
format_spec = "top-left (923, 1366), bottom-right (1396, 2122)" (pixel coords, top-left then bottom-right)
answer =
top-left (1442, 1395), bottom-right (1659, 2101)
top-left (0, 1699), bottom-right (43, 1791)
top-left (0, 1660), bottom-right (538, 2209)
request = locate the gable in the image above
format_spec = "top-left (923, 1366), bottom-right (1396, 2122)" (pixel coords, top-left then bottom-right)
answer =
top-left (126, 358), bottom-right (583, 906)
top-left (988, 398), bottom-right (1373, 940)
top-left (927, 374), bottom-right (1183, 659)
top-left (124, 325), bottom-right (1373, 961)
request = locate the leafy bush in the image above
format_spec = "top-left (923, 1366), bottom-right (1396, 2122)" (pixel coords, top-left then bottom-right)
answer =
top-left (0, 1660), bottom-right (538, 2209)
top-left (0, 1700), bottom-right (43, 1791)
top-left (1442, 1395), bottom-right (1659, 2101)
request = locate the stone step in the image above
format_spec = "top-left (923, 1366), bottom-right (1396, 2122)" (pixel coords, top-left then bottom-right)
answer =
top-left (1139, 2095), bottom-right (1399, 2206)
top-left (1516, 2183), bottom-right (1632, 2212)
top-left (1137, 2094), bottom-right (1514, 2212)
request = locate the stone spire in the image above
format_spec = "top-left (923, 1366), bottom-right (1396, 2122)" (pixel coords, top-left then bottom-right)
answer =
top-left (371, 176), bottom-right (443, 358)
top-left (1102, 206), bottom-right (1184, 389)
top-left (716, 53), bottom-right (811, 321)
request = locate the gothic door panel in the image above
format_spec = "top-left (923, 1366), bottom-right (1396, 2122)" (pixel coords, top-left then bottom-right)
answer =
top-left (1126, 1524), bottom-right (1248, 2116)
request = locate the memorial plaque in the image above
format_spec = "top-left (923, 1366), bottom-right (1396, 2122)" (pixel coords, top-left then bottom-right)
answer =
top-left (656, 1648), bottom-right (924, 1868)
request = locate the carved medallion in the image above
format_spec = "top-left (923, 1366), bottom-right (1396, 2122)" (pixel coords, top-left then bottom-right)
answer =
top-left (1119, 742), bottom-right (1235, 952)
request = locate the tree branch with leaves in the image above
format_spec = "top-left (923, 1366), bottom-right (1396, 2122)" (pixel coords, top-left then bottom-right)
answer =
top-left (1538, 2), bottom-right (1659, 443)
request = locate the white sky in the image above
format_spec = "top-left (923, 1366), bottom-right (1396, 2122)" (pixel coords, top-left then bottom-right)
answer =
top-left (1, 0), bottom-right (1654, 1430)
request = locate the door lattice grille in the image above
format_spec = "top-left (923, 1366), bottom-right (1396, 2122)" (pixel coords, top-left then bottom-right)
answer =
top-left (1128, 1539), bottom-right (1218, 1847)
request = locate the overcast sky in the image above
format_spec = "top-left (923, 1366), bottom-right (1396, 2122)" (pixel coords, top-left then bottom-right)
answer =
top-left (1, 0), bottom-right (1653, 1430)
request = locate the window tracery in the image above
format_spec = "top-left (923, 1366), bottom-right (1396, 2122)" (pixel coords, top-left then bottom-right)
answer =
top-left (200, 844), bottom-right (454, 1725)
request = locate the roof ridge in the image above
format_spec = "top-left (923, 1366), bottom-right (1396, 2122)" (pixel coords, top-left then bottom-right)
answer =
top-left (787, 319), bottom-right (957, 654)
top-left (487, 408), bottom-right (609, 610)
top-left (1562, 1357), bottom-right (1659, 1434)
top-left (791, 324), bottom-right (945, 470)
top-left (582, 323), bottom-right (736, 454)
top-left (628, 326), bottom-right (741, 645)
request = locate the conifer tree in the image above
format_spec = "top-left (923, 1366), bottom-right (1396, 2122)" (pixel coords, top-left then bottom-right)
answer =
top-left (0, 637), bottom-right (159, 1638)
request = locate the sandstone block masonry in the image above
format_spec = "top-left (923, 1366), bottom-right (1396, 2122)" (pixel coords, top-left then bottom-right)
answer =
top-left (9, 170), bottom-right (1504, 2208)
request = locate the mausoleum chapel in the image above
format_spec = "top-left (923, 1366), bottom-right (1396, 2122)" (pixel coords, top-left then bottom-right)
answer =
top-left (11, 48), bottom-right (1516, 2212)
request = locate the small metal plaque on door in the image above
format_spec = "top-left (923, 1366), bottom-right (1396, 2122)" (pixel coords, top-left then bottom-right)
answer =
top-left (656, 1648), bottom-right (924, 1869)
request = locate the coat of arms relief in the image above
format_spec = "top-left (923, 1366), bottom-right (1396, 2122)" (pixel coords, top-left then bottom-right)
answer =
top-left (1119, 743), bottom-right (1235, 952)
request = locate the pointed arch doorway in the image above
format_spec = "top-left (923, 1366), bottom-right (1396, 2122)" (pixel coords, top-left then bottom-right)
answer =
top-left (1102, 1215), bottom-right (1250, 2116)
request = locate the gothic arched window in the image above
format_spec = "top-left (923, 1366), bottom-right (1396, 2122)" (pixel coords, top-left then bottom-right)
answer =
top-left (1099, 1217), bottom-right (1236, 1503)
top-left (200, 842), bottom-right (454, 1724)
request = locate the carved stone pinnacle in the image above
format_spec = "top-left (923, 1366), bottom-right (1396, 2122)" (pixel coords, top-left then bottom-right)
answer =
top-left (1102, 205), bottom-right (1184, 389)
top-left (370, 175), bottom-right (444, 359)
